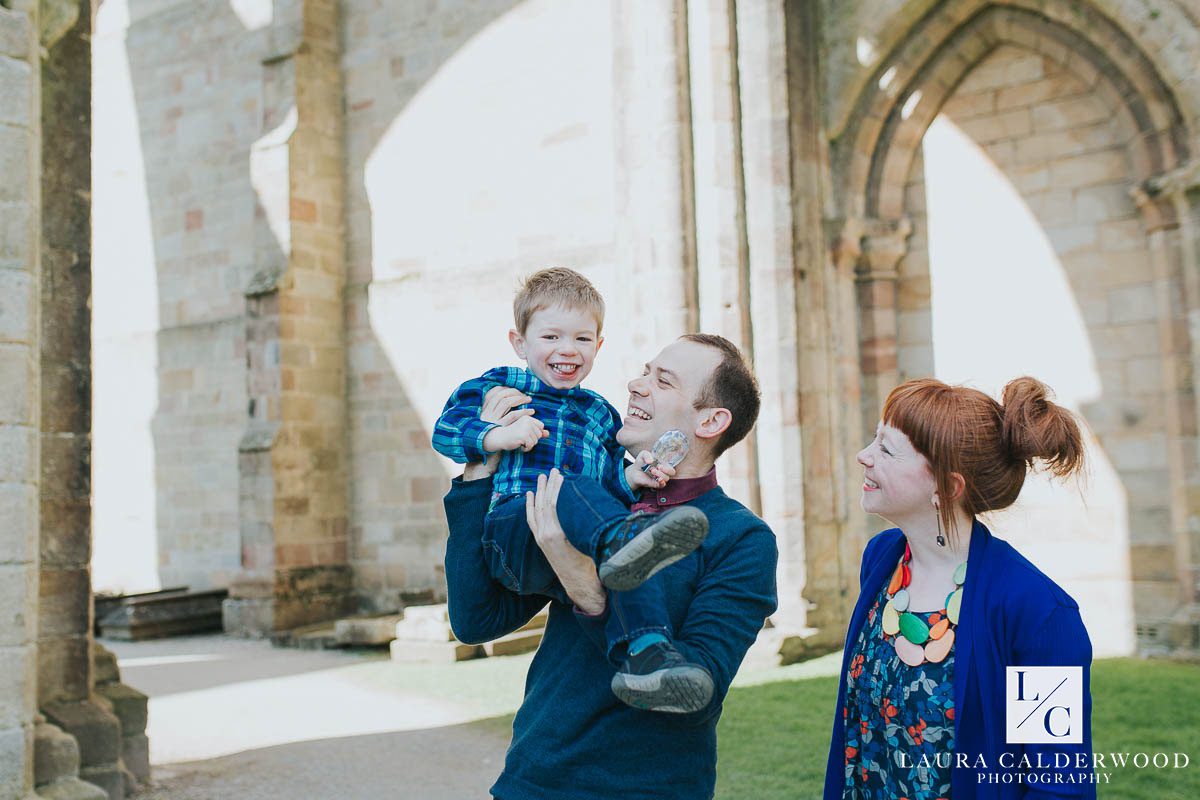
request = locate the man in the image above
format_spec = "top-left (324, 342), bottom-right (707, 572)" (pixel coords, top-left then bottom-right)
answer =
top-left (442, 333), bottom-right (779, 800)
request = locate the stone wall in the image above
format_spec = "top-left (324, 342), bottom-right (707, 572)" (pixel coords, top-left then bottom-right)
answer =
top-left (108, 0), bottom-right (266, 593)
top-left (338, 0), bottom-right (667, 610)
top-left (896, 43), bottom-right (1158, 655)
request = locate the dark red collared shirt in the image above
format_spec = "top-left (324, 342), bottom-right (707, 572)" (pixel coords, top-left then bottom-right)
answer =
top-left (630, 467), bottom-right (718, 514)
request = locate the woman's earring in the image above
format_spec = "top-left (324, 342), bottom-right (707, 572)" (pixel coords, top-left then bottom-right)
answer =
top-left (933, 497), bottom-right (946, 547)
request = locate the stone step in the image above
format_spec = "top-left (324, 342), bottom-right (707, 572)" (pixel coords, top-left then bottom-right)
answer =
top-left (335, 614), bottom-right (405, 646)
top-left (516, 610), bottom-right (549, 633)
top-left (270, 622), bottom-right (340, 650)
top-left (94, 586), bottom-right (190, 636)
top-left (97, 588), bottom-right (227, 641)
top-left (389, 638), bottom-right (484, 663)
top-left (483, 629), bottom-right (543, 657)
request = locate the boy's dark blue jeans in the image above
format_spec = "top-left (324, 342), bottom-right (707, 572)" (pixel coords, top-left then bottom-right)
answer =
top-left (482, 476), bottom-right (671, 663)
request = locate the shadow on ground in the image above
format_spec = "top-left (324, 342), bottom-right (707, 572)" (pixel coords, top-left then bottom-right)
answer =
top-left (133, 715), bottom-right (515, 800)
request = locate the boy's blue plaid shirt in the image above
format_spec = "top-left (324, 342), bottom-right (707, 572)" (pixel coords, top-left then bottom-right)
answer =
top-left (432, 366), bottom-right (636, 504)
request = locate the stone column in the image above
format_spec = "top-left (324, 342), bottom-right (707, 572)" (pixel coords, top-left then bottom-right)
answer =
top-left (1140, 163), bottom-right (1200, 653)
top-left (735, 0), bottom-right (806, 629)
top-left (856, 217), bottom-right (912, 432)
top-left (0, 3), bottom-right (43, 796)
top-left (687, 0), bottom-right (761, 512)
top-left (783, 0), bottom-right (868, 646)
top-left (37, 1), bottom-right (126, 797)
top-left (224, 0), bottom-right (353, 636)
top-left (612, 0), bottom-right (698, 370)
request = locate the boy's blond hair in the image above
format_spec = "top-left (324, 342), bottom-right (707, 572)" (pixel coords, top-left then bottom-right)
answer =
top-left (513, 267), bottom-right (606, 335)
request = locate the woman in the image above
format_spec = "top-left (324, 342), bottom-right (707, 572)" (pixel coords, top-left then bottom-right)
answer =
top-left (823, 377), bottom-right (1095, 799)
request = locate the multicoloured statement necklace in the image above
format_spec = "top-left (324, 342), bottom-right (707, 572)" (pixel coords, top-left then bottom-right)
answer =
top-left (881, 542), bottom-right (967, 667)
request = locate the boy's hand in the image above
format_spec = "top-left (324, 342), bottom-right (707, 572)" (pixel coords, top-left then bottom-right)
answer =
top-left (481, 387), bottom-right (534, 426)
top-left (626, 451), bottom-right (675, 490)
top-left (484, 414), bottom-right (548, 453)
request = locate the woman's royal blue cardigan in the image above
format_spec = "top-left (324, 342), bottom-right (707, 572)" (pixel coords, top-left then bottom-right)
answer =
top-left (822, 519), bottom-right (1096, 799)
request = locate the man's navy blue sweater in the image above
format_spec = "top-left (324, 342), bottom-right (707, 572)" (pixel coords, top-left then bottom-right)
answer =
top-left (443, 475), bottom-right (778, 800)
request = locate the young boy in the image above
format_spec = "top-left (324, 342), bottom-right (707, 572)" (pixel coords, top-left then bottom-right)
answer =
top-left (433, 267), bottom-right (714, 713)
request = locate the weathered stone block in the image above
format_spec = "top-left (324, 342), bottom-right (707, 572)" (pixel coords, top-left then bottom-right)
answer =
top-left (37, 639), bottom-right (90, 707)
top-left (38, 569), bottom-right (92, 638)
top-left (0, 567), bottom-right (35, 647)
top-left (40, 700), bottom-right (120, 769)
top-left (77, 763), bottom-right (123, 800)
top-left (0, 344), bottom-right (34, 424)
top-left (93, 684), bottom-right (146, 738)
top-left (0, 125), bottom-right (31, 205)
top-left (0, 482), bottom-right (36, 564)
top-left (35, 776), bottom-right (109, 800)
top-left (0, 55), bottom-right (31, 127)
top-left (39, 500), bottom-right (90, 568)
top-left (0, 9), bottom-right (32, 60)
top-left (120, 732), bottom-right (149, 783)
top-left (0, 424), bottom-right (36, 483)
top-left (483, 629), bottom-right (542, 657)
top-left (34, 720), bottom-right (79, 785)
top-left (389, 638), bottom-right (483, 663)
top-left (0, 724), bottom-right (30, 799)
top-left (334, 614), bottom-right (402, 646)
top-left (90, 644), bottom-right (118, 687)
top-left (0, 646), bottom-right (34, 737)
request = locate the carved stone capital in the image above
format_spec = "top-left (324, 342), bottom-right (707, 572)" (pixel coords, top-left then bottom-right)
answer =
top-left (1147, 159), bottom-right (1200, 197)
top-left (827, 217), bottom-right (865, 270)
top-left (858, 217), bottom-right (912, 280)
top-left (1131, 184), bottom-right (1178, 232)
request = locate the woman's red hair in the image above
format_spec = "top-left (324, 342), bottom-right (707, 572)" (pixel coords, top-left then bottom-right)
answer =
top-left (881, 377), bottom-right (1086, 544)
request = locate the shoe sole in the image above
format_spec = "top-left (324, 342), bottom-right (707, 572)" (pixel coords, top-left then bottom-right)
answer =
top-left (597, 507), bottom-right (708, 592)
top-left (611, 664), bottom-right (715, 714)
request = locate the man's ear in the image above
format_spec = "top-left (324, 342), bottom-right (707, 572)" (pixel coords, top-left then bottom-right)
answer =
top-left (695, 407), bottom-right (732, 442)
top-left (509, 329), bottom-right (526, 359)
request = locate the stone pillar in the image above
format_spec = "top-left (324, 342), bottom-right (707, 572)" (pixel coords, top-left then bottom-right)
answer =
top-left (0, 3), bottom-right (43, 796)
top-left (735, 0), bottom-right (807, 629)
top-left (37, 1), bottom-right (127, 798)
top-left (1140, 163), bottom-right (1200, 653)
top-left (687, 0), bottom-right (761, 512)
top-left (224, 0), bottom-right (353, 636)
top-left (856, 217), bottom-right (912, 432)
top-left (612, 0), bottom-right (698, 372)
top-left (783, 0), bottom-right (868, 645)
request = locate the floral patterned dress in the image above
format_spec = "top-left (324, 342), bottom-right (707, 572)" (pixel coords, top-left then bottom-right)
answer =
top-left (842, 582), bottom-right (956, 800)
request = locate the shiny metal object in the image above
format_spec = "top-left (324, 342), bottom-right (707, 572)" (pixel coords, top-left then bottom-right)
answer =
top-left (640, 429), bottom-right (689, 473)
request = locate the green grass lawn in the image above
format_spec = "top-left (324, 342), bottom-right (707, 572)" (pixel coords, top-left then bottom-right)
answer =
top-left (715, 658), bottom-right (1200, 799)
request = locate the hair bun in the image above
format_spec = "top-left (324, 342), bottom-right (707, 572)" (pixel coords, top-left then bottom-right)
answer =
top-left (1001, 377), bottom-right (1084, 478)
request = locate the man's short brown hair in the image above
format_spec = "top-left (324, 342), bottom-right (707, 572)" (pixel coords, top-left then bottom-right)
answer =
top-left (681, 334), bottom-right (761, 458)
top-left (513, 267), bottom-right (605, 335)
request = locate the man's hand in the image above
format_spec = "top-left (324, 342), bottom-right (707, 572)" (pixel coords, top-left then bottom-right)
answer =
top-left (625, 451), bottom-right (675, 491)
top-left (525, 470), bottom-right (606, 614)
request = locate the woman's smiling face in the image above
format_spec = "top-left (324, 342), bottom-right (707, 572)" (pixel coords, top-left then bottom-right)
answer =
top-left (856, 421), bottom-right (937, 522)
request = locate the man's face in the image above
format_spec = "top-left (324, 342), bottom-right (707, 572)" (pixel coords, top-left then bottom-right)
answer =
top-left (617, 339), bottom-right (722, 457)
top-left (510, 305), bottom-right (603, 390)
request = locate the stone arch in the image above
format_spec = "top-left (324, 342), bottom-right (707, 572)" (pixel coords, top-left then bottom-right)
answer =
top-left (835, 1), bottom-right (1190, 221)
top-left (829, 0), bottom-right (1200, 654)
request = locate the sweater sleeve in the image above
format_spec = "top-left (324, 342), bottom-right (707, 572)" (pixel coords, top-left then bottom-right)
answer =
top-left (671, 524), bottom-right (779, 722)
top-left (432, 377), bottom-right (500, 464)
top-left (1012, 604), bottom-right (1096, 799)
top-left (443, 475), bottom-right (547, 644)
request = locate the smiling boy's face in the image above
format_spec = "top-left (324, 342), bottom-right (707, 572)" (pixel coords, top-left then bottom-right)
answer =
top-left (509, 304), bottom-right (603, 390)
